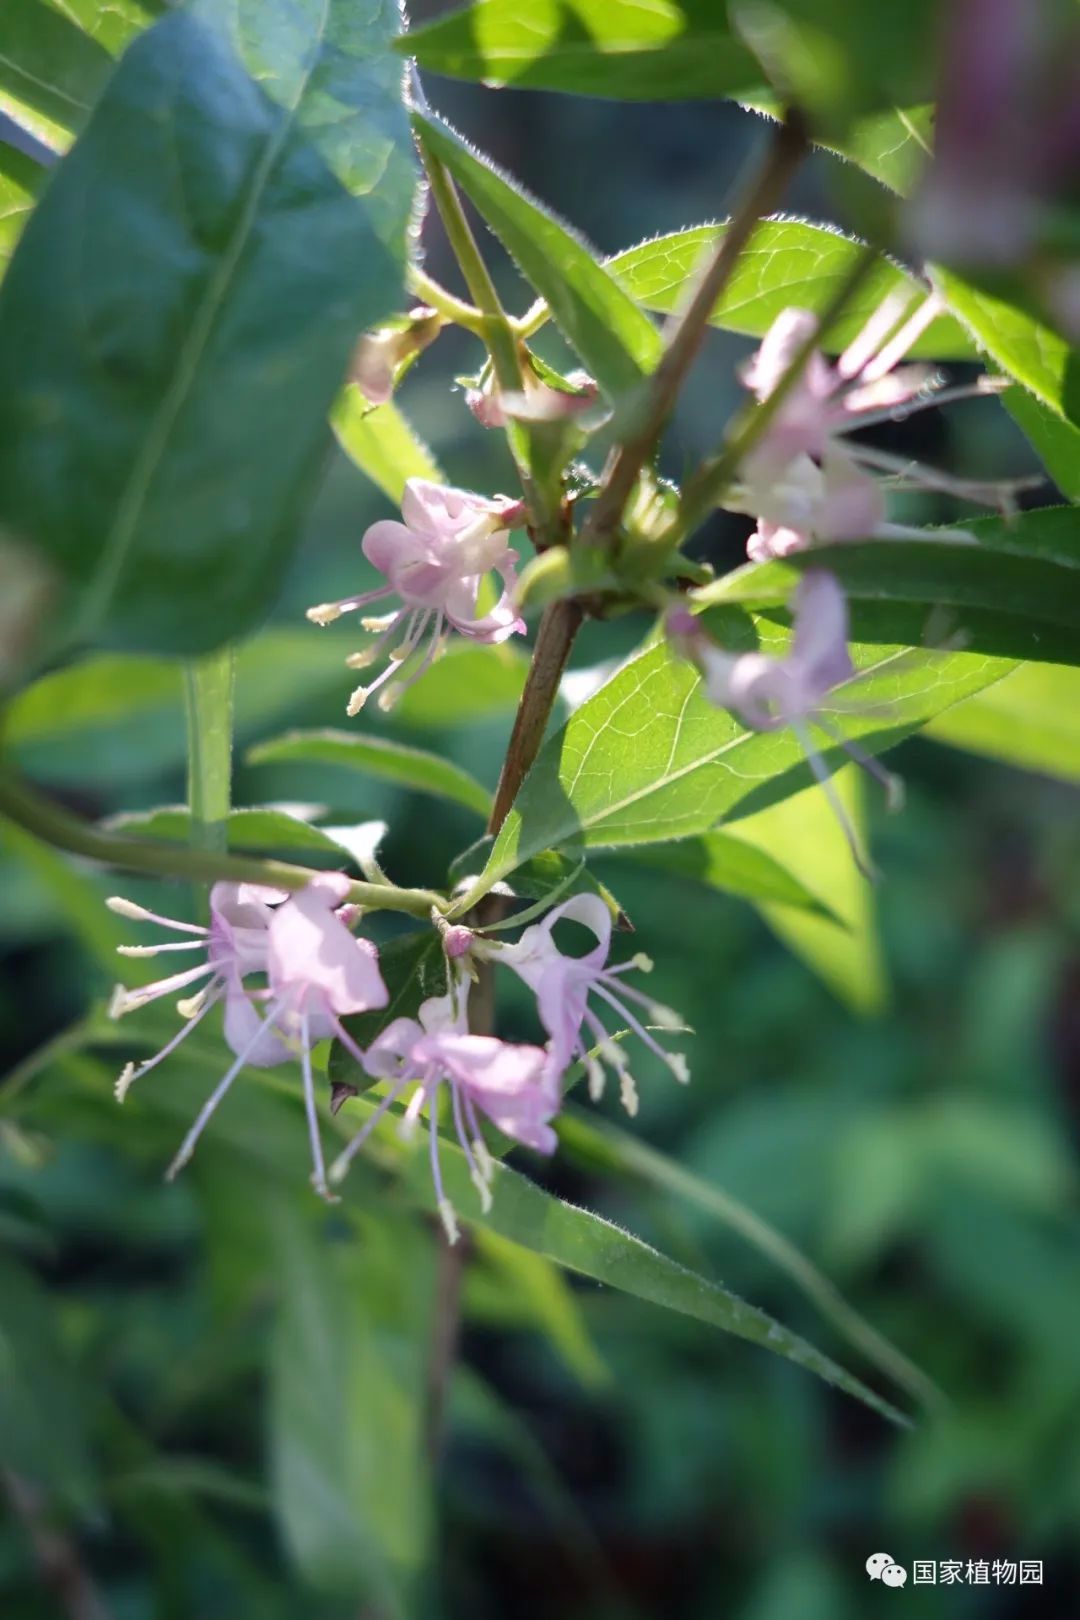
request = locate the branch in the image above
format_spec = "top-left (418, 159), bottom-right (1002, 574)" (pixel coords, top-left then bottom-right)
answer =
top-left (487, 598), bottom-right (584, 836)
top-left (581, 108), bottom-right (810, 548)
top-left (3, 1470), bottom-right (110, 1620)
top-left (0, 774), bottom-right (446, 918)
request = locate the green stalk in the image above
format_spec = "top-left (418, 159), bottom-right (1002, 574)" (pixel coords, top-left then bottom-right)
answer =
top-left (0, 774), bottom-right (446, 917)
top-left (183, 646), bottom-right (235, 856)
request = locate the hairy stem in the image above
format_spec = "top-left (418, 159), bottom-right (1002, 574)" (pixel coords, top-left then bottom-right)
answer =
top-left (183, 645), bottom-right (234, 856)
top-left (415, 132), bottom-right (524, 397)
top-left (408, 265), bottom-right (487, 334)
top-left (0, 774), bottom-right (446, 917)
top-left (581, 109), bottom-right (810, 549)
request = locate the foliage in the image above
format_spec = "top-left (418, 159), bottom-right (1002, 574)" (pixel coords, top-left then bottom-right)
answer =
top-left (1, 0), bottom-right (1079, 1614)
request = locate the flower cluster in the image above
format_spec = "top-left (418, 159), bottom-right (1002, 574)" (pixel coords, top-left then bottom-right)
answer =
top-left (109, 876), bottom-right (688, 1238)
top-left (307, 478), bottom-right (527, 716)
top-left (724, 293), bottom-right (1018, 562)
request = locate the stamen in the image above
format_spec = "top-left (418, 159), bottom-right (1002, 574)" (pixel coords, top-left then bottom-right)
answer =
top-left (792, 720), bottom-right (877, 883)
top-left (117, 940), bottom-right (206, 957)
top-left (619, 1070), bottom-right (640, 1117)
top-left (451, 1084), bottom-right (492, 1213)
top-left (427, 1090), bottom-right (459, 1244)
top-left (300, 1005), bottom-right (337, 1203)
top-left (165, 995), bottom-right (288, 1180)
top-left (108, 959), bottom-right (214, 1018)
top-left (861, 294), bottom-right (943, 381)
top-left (836, 290), bottom-right (915, 381)
top-left (437, 1198), bottom-right (460, 1246)
top-left (593, 984), bottom-right (689, 1081)
top-left (114, 985), bottom-right (222, 1101)
top-left (307, 585), bottom-right (393, 626)
top-left (329, 1077), bottom-right (409, 1181)
top-left (106, 897), bottom-right (207, 934)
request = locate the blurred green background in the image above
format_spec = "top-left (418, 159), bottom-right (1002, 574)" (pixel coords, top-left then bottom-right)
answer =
top-left (2, 45), bottom-right (1080, 1620)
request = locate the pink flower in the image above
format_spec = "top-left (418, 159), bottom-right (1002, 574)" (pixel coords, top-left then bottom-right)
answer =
top-left (330, 981), bottom-right (556, 1242)
top-left (498, 893), bottom-right (688, 1113)
top-left (307, 478), bottom-right (527, 715)
top-left (728, 297), bottom-right (1016, 558)
top-left (351, 308), bottom-right (442, 405)
top-left (108, 882), bottom-right (287, 1091)
top-left (668, 573), bottom-right (902, 873)
top-left (466, 367), bottom-right (599, 428)
top-left (112, 875), bottom-right (388, 1199)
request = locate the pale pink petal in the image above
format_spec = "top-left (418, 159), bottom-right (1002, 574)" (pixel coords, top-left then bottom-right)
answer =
top-left (788, 571), bottom-right (855, 693)
top-left (268, 878), bottom-right (387, 1017)
top-left (223, 978), bottom-right (292, 1067)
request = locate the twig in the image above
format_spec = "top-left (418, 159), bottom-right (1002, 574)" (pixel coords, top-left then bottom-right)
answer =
top-left (0, 774), bottom-right (445, 917)
top-left (487, 598), bottom-right (584, 836)
top-left (581, 108), bottom-right (810, 549)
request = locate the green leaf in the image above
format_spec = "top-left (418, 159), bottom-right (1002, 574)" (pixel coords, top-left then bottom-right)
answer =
top-left (698, 509), bottom-right (1080, 666)
top-left (0, 814), bottom-right (126, 969)
top-left (449, 838), bottom-right (625, 924)
top-left (827, 104), bottom-right (933, 195)
top-left (612, 830), bottom-right (836, 917)
top-left (0, 1253), bottom-right (96, 1503)
top-left (103, 805), bottom-right (353, 858)
top-left (1002, 386), bottom-right (1080, 502)
top-left (5, 632), bottom-right (353, 785)
top-left (465, 612), bottom-right (1015, 899)
top-left (413, 111), bottom-right (661, 397)
top-left (0, 0), bottom-right (143, 151)
top-left (0, 0), bottom-right (417, 654)
top-left (470, 1227), bottom-right (608, 1388)
top-left (557, 1104), bottom-right (939, 1410)
top-left (727, 767), bottom-right (887, 1014)
top-left (0, 142), bottom-right (39, 273)
top-left (399, 0), bottom-right (762, 101)
top-left (368, 1105), bottom-right (909, 1426)
top-left (270, 1208), bottom-right (431, 1605)
top-left (925, 662), bottom-right (1080, 783)
top-left (609, 219), bottom-right (973, 359)
top-left (331, 385), bottom-right (443, 503)
top-left (935, 268), bottom-right (1080, 435)
top-left (248, 727), bottom-right (493, 818)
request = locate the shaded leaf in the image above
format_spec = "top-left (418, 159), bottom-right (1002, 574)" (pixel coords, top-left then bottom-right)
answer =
top-left (0, 1253), bottom-right (96, 1503)
top-left (698, 509), bottom-right (1080, 666)
top-left (413, 110), bottom-right (661, 397)
top-left (557, 1104), bottom-right (939, 1409)
top-left (612, 829), bottom-right (836, 917)
top-left (5, 632), bottom-right (353, 784)
top-left (271, 1207), bottom-right (431, 1606)
top-left (609, 219), bottom-right (972, 358)
top-left (248, 727), bottom-right (492, 818)
top-left (392, 639), bottom-right (529, 728)
top-left (103, 805), bottom-right (352, 858)
top-left (1003, 386), bottom-right (1080, 502)
top-left (0, 0), bottom-right (417, 653)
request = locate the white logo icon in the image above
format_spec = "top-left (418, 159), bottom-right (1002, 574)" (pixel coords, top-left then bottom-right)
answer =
top-left (867, 1554), bottom-right (908, 1587)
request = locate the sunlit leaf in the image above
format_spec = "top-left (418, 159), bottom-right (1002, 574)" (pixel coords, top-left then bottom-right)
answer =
top-left (400, 0), bottom-right (762, 101)
top-left (464, 609), bottom-right (1015, 901)
top-left (609, 219), bottom-right (972, 358)
top-left (103, 805), bottom-right (351, 858)
top-left (0, 142), bottom-right (39, 273)
top-left (331, 386), bottom-right (443, 503)
top-left (925, 662), bottom-right (1080, 783)
top-left (613, 829), bottom-right (837, 917)
top-left (413, 111), bottom-right (661, 398)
